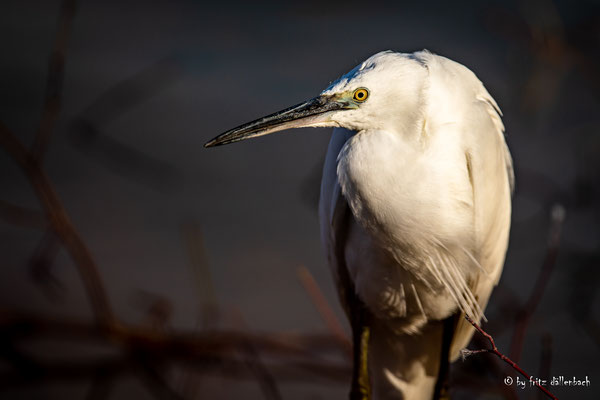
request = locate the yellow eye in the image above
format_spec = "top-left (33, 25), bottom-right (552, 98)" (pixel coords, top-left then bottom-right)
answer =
top-left (353, 88), bottom-right (369, 102)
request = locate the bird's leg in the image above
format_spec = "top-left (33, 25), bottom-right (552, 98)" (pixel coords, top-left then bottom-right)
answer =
top-left (432, 315), bottom-right (457, 400)
top-left (331, 194), bottom-right (372, 399)
top-left (350, 299), bottom-right (371, 400)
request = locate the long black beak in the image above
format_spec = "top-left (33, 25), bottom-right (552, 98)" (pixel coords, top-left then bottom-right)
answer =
top-left (204, 95), bottom-right (349, 148)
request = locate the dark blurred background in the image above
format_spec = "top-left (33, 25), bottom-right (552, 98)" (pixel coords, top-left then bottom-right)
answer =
top-left (1, 0), bottom-right (599, 399)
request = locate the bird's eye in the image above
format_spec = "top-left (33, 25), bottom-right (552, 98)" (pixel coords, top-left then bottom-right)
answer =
top-left (353, 88), bottom-right (369, 102)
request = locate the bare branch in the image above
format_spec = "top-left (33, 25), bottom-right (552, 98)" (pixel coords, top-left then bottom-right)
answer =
top-left (240, 339), bottom-right (283, 400)
top-left (0, 311), bottom-right (344, 359)
top-left (538, 334), bottom-right (553, 400)
top-left (181, 222), bottom-right (218, 316)
top-left (29, 230), bottom-right (64, 300)
top-left (464, 315), bottom-right (558, 400)
top-left (0, 0), bottom-right (113, 327)
top-left (1, 121), bottom-right (113, 325)
top-left (297, 265), bottom-right (351, 355)
top-left (510, 204), bottom-right (565, 362)
top-left (29, 165), bottom-right (114, 325)
top-left (31, 0), bottom-right (77, 160)
top-left (0, 311), bottom-right (350, 392)
top-left (0, 353), bottom-right (350, 390)
top-left (138, 362), bottom-right (186, 400)
top-left (231, 309), bottom-right (283, 400)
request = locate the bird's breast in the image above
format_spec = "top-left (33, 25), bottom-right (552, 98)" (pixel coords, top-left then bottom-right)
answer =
top-left (336, 129), bottom-right (474, 247)
top-left (335, 129), bottom-right (478, 330)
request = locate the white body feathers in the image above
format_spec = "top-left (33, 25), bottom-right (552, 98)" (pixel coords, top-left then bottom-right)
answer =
top-left (318, 51), bottom-right (513, 399)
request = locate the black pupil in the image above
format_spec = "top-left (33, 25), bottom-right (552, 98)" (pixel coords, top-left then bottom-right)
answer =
top-left (357, 92), bottom-right (364, 98)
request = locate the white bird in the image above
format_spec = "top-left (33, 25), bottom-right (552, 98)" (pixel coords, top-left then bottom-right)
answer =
top-left (205, 50), bottom-right (513, 400)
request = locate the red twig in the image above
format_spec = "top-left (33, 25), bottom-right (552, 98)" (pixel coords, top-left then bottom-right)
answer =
top-left (510, 205), bottom-right (565, 362)
top-left (464, 315), bottom-right (558, 400)
top-left (538, 334), bottom-right (553, 400)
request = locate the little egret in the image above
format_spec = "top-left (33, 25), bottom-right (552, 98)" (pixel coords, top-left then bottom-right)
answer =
top-left (205, 50), bottom-right (513, 400)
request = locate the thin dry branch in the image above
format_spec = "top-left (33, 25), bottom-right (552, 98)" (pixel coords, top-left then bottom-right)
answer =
top-left (138, 362), bottom-right (186, 400)
top-left (0, 0), bottom-right (113, 327)
top-left (0, 311), bottom-right (350, 392)
top-left (240, 338), bottom-right (283, 400)
top-left (8, 138), bottom-right (114, 325)
top-left (463, 315), bottom-right (558, 400)
top-left (509, 205), bottom-right (565, 362)
top-left (0, 353), bottom-right (350, 390)
top-left (1, 123), bottom-right (114, 325)
top-left (231, 309), bottom-right (282, 400)
top-left (29, 229), bottom-right (64, 300)
top-left (182, 221), bottom-right (218, 325)
top-left (0, 310), bottom-right (346, 360)
top-left (297, 265), bottom-right (352, 355)
top-left (31, 0), bottom-right (77, 160)
top-left (538, 334), bottom-right (553, 400)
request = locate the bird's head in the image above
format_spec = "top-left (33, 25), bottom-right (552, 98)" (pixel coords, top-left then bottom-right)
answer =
top-left (204, 51), bottom-right (428, 148)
